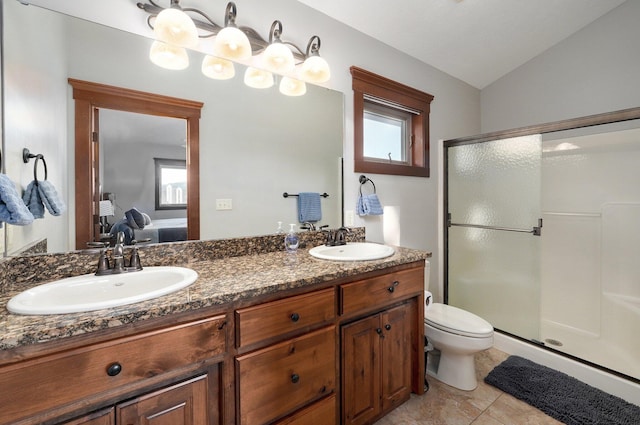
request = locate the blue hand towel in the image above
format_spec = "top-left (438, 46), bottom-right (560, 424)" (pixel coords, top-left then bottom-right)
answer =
top-left (23, 180), bottom-right (45, 219)
top-left (0, 174), bottom-right (35, 225)
top-left (356, 194), bottom-right (384, 216)
top-left (37, 180), bottom-right (66, 216)
top-left (298, 192), bottom-right (322, 222)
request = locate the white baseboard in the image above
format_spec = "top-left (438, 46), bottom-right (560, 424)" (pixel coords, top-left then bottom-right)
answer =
top-left (493, 332), bottom-right (640, 406)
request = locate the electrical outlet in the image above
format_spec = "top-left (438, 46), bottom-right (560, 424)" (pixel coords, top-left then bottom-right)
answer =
top-left (345, 210), bottom-right (355, 227)
top-left (215, 199), bottom-right (232, 210)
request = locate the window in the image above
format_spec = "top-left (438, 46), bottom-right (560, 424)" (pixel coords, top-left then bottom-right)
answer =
top-left (155, 158), bottom-right (187, 210)
top-left (351, 66), bottom-right (434, 177)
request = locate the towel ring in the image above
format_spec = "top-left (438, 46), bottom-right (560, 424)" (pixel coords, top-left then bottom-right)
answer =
top-left (358, 174), bottom-right (376, 196)
top-left (23, 149), bottom-right (48, 183)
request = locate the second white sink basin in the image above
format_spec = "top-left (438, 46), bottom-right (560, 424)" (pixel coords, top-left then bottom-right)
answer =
top-left (6, 266), bottom-right (198, 315)
top-left (309, 242), bottom-right (395, 261)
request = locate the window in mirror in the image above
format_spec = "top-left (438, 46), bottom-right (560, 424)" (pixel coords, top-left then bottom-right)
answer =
top-left (351, 66), bottom-right (434, 177)
top-left (155, 158), bottom-right (187, 210)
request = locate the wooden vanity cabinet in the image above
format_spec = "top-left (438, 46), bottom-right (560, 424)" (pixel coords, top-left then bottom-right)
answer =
top-left (1, 315), bottom-right (227, 425)
top-left (63, 375), bottom-right (211, 425)
top-left (235, 288), bottom-right (337, 425)
top-left (340, 266), bottom-right (424, 425)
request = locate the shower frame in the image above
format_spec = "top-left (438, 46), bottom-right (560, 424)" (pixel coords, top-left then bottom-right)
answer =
top-left (443, 106), bottom-right (640, 381)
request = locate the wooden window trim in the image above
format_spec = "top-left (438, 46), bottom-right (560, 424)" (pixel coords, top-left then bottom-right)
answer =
top-left (351, 66), bottom-right (434, 177)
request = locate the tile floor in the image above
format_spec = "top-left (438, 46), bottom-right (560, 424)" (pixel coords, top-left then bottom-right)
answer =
top-left (374, 348), bottom-right (564, 425)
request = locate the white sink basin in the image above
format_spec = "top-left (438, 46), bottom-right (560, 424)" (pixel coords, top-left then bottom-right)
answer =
top-left (7, 266), bottom-right (198, 315)
top-left (308, 242), bottom-right (395, 261)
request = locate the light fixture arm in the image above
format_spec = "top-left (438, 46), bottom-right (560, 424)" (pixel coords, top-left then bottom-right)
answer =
top-left (269, 20), bottom-right (284, 43)
top-left (224, 2), bottom-right (238, 28)
top-left (306, 35), bottom-right (321, 57)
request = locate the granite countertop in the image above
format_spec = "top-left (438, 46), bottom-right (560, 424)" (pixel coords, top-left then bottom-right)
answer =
top-left (0, 245), bottom-right (429, 352)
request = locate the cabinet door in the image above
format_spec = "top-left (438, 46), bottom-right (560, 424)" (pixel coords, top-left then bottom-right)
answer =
top-left (341, 315), bottom-right (381, 425)
top-left (116, 375), bottom-right (208, 425)
top-left (380, 304), bottom-right (412, 412)
top-left (62, 408), bottom-right (114, 425)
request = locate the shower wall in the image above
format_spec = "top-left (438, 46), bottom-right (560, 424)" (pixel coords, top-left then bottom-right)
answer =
top-left (540, 127), bottom-right (640, 379)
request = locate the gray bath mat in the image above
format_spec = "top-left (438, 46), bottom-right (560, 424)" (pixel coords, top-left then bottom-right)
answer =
top-left (485, 355), bottom-right (640, 425)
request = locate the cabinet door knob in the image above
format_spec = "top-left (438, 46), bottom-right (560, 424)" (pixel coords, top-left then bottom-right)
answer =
top-left (376, 328), bottom-right (384, 338)
top-left (385, 324), bottom-right (391, 331)
top-left (106, 362), bottom-right (122, 376)
top-left (290, 313), bottom-right (300, 322)
top-left (291, 373), bottom-right (300, 384)
top-left (387, 281), bottom-right (399, 293)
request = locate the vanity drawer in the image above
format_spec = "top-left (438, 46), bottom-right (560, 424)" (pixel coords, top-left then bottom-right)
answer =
top-left (274, 394), bottom-right (336, 425)
top-left (236, 288), bottom-right (335, 348)
top-left (340, 267), bottom-right (424, 315)
top-left (0, 315), bottom-right (226, 425)
top-left (237, 326), bottom-right (336, 425)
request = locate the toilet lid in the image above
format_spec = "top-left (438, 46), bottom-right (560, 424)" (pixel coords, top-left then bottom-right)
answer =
top-left (425, 303), bottom-right (493, 338)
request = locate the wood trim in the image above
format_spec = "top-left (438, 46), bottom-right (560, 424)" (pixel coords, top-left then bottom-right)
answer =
top-left (350, 67), bottom-right (433, 178)
top-left (69, 79), bottom-right (203, 249)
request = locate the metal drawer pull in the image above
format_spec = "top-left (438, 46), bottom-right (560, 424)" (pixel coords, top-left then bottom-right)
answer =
top-left (385, 324), bottom-right (391, 331)
top-left (387, 281), bottom-right (399, 293)
top-left (291, 373), bottom-right (300, 384)
top-left (290, 313), bottom-right (300, 322)
top-left (106, 362), bottom-right (122, 377)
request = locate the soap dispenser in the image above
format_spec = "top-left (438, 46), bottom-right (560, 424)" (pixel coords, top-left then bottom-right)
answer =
top-left (284, 223), bottom-right (299, 252)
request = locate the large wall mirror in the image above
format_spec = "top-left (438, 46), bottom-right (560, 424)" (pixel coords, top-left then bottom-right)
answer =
top-left (1, 0), bottom-right (344, 256)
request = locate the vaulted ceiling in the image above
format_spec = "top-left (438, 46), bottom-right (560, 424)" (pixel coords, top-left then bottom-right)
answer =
top-left (297, 0), bottom-right (628, 89)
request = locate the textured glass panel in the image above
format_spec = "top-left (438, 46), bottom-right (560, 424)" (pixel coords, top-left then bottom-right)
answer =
top-left (447, 135), bottom-right (541, 341)
top-left (448, 135), bottom-right (541, 229)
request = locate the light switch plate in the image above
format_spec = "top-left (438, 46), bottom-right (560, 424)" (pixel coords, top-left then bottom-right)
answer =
top-left (215, 199), bottom-right (232, 210)
top-left (345, 210), bottom-right (355, 227)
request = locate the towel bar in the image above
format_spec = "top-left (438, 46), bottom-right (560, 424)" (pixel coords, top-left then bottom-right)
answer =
top-left (283, 192), bottom-right (329, 198)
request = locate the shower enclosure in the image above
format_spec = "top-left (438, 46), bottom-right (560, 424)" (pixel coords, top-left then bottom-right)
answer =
top-left (445, 108), bottom-right (640, 383)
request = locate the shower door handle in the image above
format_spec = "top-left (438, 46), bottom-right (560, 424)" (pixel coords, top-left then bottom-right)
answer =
top-left (448, 215), bottom-right (543, 237)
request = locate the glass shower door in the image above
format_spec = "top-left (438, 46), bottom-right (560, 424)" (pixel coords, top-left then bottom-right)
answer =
top-left (446, 135), bottom-right (542, 340)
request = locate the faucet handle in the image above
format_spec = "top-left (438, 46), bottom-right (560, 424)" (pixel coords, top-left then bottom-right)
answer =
top-left (94, 245), bottom-right (112, 276)
top-left (127, 238), bottom-right (151, 271)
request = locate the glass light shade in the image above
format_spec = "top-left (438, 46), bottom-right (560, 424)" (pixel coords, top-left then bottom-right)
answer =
top-left (262, 42), bottom-right (295, 74)
top-left (201, 55), bottom-right (235, 80)
top-left (300, 55), bottom-right (330, 83)
top-left (244, 67), bottom-right (274, 89)
top-left (279, 77), bottom-right (306, 96)
top-left (213, 26), bottom-right (252, 60)
top-left (153, 7), bottom-right (198, 48)
top-left (149, 41), bottom-right (189, 70)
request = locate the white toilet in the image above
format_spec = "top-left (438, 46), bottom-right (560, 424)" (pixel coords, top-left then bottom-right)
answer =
top-left (423, 263), bottom-right (494, 391)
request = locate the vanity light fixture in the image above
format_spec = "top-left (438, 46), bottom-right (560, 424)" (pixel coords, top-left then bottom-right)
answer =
top-left (262, 21), bottom-right (295, 74)
top-left (137, 0), bottom-right (331, 93)
top-left (152, 0), bottom-right (198, 48)
top-left (279, 77), bottom-right (306, 97)
top-left (213, 2), bottom-right (252, 61)
top-left (300, 36), bottom-right (330, 83)
top-left (201, 55), bottom-right (235, 80)
top-left (244, 67), bottom-right (274, 89)
top-left (149, 40), bottom-right (190, 70)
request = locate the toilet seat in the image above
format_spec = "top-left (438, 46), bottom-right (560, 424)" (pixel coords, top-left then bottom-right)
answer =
top-left (425, 303), bottom-right (493, 338)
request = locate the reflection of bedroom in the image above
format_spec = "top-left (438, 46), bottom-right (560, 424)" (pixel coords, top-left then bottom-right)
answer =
top-left (99, 109), bottom-right (187, 244)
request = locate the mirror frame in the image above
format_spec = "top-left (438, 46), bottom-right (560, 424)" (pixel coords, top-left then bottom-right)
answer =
top-left (69, 79), bottom-right (202, 249)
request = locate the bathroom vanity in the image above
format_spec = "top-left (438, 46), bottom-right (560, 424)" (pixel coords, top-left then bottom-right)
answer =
top-left (0, 234), bottom-right (429, 425)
